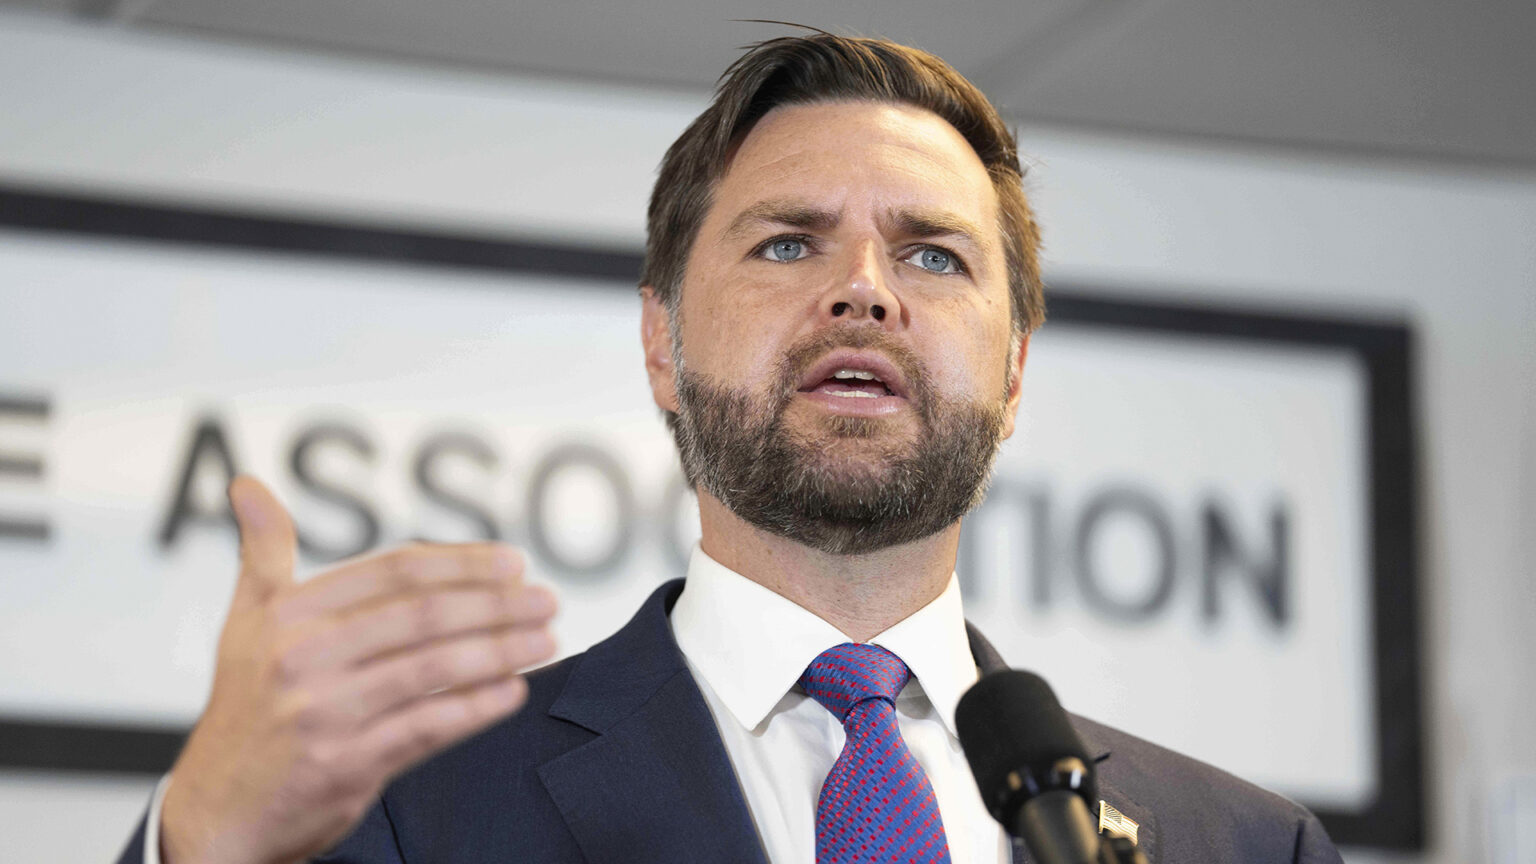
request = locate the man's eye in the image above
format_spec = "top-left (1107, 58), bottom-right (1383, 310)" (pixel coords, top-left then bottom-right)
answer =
top-left (761, 238), bottom-right (808, 262)
top-left (905, 246), bottom-right (961, 274)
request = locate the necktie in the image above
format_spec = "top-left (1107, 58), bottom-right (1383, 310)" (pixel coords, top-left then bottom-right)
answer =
top-left (799, 642), bottom-right (954, 864)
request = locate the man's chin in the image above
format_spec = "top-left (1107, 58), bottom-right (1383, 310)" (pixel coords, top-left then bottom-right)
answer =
top-left (784, 400), bottom-right (921, 445)
top-left (804, 445), bottom-right (907, 481)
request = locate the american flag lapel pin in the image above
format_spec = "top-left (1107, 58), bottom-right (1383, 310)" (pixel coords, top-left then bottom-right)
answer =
top-left (1098, 800), bottom-right (1140, 845)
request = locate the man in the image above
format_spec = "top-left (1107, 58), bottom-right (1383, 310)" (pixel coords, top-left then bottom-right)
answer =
top-left (117, 34), bottom-right (1343, 864)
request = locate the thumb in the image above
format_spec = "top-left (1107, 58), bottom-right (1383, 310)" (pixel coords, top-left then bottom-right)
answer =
top-left (228, 474), bottom-right (297, 605)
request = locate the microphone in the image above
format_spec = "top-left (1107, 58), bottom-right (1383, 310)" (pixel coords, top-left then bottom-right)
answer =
top-left (955, 670), bottom-right (1102, 864)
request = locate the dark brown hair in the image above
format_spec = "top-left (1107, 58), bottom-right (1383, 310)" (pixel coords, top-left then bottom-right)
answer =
top-left (641, 33), bottom-right (1045, 334)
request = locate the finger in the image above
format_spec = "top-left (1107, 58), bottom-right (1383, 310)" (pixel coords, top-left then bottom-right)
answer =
top-left (357, 675), bottom-right (530, 781)
top-left (331, 626), bottom-right (555, 725)
top-left (228, 475), bottom-right (297, 607)
top-left (285, 584), bottom-right (558, 673)
top-left (277, 543), bottom-right (525, 624)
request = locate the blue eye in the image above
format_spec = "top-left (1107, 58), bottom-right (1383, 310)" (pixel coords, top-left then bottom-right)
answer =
top-left (763, 238), bottom-right (806, 262)
top-left (908, 247), bottom-right (960, 273)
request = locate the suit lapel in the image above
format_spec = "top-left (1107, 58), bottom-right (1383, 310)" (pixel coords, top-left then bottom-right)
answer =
top-left (533, 584), bottom-right (1154, 864)
top-left (536, 581), bottom-right (769, 864)
top-left (965, 624), bottom-right (1159, 863)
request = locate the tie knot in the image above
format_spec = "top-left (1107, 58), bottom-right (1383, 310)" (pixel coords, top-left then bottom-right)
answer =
top-left (798, 642), bottom-right (911, 722)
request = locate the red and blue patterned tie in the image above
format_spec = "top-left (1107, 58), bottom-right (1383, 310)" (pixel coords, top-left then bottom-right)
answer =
top-left (799, 643), bottom-right (954, 864)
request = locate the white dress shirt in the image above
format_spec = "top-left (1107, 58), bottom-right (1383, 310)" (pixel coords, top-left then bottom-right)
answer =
top-left (671, 545), bottom-right (1011, 864)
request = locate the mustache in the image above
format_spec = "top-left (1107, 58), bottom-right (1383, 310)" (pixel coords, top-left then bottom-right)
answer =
top-left (772, 326), bottom-right (930, 405)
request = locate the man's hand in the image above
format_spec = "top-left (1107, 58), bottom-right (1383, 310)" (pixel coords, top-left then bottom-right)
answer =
top-left (160, 476), bottom-right (558, 864)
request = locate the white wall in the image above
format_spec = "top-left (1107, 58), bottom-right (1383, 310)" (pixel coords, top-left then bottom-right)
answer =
top-left (1, 11), bottom-right (1532, 863)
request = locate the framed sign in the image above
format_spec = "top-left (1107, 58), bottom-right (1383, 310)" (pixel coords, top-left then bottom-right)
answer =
top-left (0, 185), bottom-right (1422, 849)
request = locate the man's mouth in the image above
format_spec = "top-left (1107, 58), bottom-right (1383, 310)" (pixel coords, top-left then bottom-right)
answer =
top-left (793, 350), bottom-right (913, 413)
top-left (807, 368), bottom-right (895, 399)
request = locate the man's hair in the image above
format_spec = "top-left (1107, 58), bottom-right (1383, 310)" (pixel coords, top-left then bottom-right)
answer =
top-left (641, 33), bottom-right (1045, 335)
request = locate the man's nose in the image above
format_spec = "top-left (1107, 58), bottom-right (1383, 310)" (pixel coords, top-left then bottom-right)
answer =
top-left (818, 243), bottom-right (902, 326)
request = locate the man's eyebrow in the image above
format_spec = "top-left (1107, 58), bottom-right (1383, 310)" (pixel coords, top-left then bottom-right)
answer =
top-left (886, 209), bottom-right (989, 251)
top-left (723, 201), bottom-right (840, 240)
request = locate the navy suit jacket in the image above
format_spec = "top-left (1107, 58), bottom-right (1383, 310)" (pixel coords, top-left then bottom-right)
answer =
top-left (117, 579), bottom-right (1343, 863)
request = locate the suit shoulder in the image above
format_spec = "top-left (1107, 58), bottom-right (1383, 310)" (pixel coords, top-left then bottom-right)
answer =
top-left (336, 652), bottom-right (599, 860)
top-left (1076, 713), bottom-right (1308, 817)
top-left (1073, 715), bottom-right (1342, 863)
top-left (410, 649), bottom-right (594, 779)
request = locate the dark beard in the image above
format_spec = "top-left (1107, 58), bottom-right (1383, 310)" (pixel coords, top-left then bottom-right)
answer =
top-left (668, 327), bottom-right (1007, 555)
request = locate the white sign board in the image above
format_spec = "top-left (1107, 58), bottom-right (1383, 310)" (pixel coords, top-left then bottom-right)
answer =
top-left (0, 198), bottom-right (1421, 847)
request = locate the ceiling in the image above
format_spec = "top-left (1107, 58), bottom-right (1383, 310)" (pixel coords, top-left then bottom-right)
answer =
top-left (14, 0), bottom-right (1536, 168)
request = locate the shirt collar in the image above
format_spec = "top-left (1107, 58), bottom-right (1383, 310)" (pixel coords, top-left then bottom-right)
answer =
top-left (869, 572), bottom-right (979, 739)
top-left (669, 544), bottom-right (980, 738)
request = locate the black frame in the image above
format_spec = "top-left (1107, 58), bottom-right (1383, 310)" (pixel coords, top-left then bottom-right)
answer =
top-left (0, 185), bottom-right (1425, 850)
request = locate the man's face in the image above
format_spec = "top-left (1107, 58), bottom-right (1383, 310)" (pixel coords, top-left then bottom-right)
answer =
top-left (642, 100), bottom-right (1026, 554)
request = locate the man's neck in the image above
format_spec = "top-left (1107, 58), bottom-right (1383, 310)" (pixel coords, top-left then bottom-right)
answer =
top-left (695, 492), bottom-right (960, 643)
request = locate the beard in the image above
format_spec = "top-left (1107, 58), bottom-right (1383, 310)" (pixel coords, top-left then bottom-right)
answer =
top-left (668, 326), bottom-right (1009, 555)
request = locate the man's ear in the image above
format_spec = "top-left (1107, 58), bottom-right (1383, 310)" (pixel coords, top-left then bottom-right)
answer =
top-left (640, 287), bottom-right (679, 413)
top-left (1000, 333), bottom-right (1030, 441)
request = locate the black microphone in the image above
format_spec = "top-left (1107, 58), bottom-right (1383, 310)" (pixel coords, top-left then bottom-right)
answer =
top-left (956, 670), bottom-right (1102, 864)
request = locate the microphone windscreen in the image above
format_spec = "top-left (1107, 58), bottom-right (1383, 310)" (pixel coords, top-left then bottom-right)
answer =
top-left (955, 669), bottom-right (1094, 821)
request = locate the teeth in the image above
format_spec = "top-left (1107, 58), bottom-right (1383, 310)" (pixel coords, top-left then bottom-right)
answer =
top-left (829, 389), bottom-right (878, 398)
top-left (833, 369), bottom-right (878, 381)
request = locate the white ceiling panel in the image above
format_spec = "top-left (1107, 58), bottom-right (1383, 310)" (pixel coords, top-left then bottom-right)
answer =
top-left (5, 0), bottom-right (1533, 166)
top-left (126, 0), bottom-right (1083, 91)
top-left (985, 0), bottom-right (1536, 165)
top-left (0, 0), bottom-right (77, 13)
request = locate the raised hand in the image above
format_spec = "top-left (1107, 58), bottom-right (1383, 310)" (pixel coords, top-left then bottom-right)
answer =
top-left (159, 476), bottom-right (558, 864)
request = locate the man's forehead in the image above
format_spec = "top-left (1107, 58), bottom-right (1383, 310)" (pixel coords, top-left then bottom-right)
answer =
top-left (709, 101), bottom-right (1000, 233)
top-left (727, 100), bottom-right (983, 175)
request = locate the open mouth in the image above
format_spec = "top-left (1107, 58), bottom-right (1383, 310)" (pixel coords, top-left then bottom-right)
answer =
top-left (805, 368), bottom-right (895, 399)
top-left (793, 350), bottom-right (912, 412)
